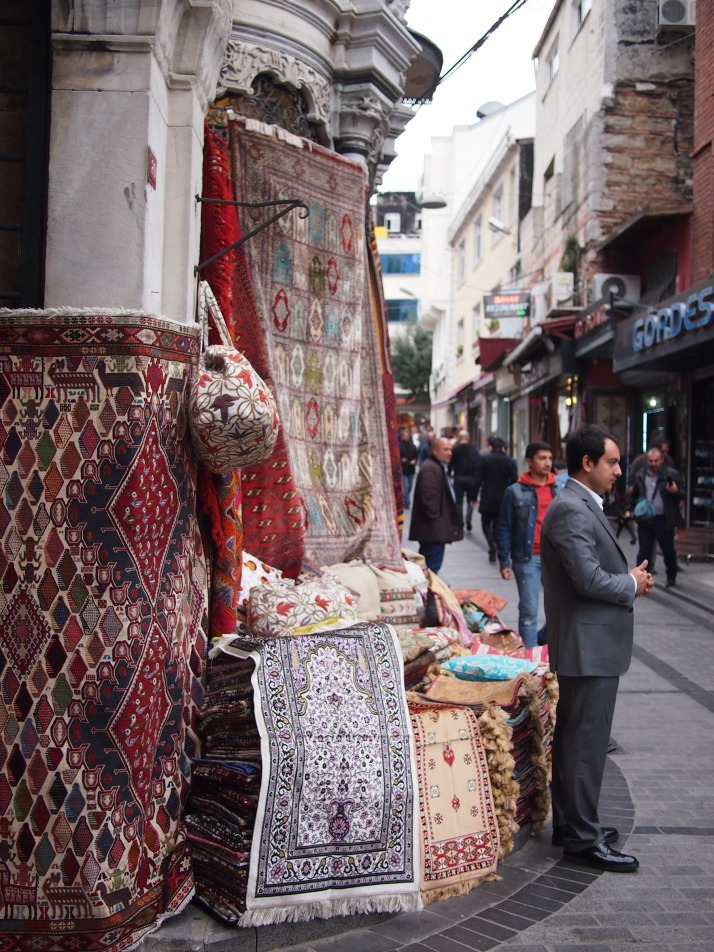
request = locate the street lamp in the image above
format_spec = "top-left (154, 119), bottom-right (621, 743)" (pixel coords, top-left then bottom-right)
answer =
top-left (487, 216), bottom-right (511, 236)
top-left (417, 192), bottom-right (447, 209)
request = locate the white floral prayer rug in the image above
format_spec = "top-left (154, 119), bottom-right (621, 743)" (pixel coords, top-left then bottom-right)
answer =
top-left (212, 622), bottom-right (422, 926)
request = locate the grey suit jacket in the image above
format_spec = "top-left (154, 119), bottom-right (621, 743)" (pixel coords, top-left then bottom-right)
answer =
top-left (540, 479), bottom-right (637, 677)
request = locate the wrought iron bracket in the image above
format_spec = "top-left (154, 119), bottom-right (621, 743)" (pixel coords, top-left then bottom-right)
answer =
top-left (194, 197), bottom-right (310, 273)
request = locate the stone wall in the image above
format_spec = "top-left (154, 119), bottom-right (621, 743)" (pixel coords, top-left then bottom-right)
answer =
top-left (600, 79), bottom-right (694, 239)
top-left (693, 4), bottom-right (714, 283)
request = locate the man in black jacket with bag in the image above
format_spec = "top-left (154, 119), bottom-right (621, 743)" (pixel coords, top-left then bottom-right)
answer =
top-left (624, 445), bottom-right (684, 587)
top-left (477, 436), bottom-right (518, 562)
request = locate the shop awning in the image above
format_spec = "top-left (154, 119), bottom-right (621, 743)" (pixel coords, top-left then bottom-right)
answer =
top-left (503, 315), bottom-right (577, 368)
top-left (476, 337), bottom-right (519, 371)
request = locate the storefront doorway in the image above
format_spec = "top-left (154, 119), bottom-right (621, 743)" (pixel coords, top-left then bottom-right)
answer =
top-left (690, 376), bottom-right (714, 528)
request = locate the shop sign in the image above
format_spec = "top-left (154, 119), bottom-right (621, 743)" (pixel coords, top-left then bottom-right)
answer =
top-left (632, 285), bottom-right (713, 352)
top-left (517, 354), bottom-right (551, 393)
top-left (483, 291), bottom-right (530, 319)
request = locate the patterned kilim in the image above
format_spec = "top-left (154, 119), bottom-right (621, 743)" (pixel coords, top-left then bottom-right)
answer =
top-left (0, 310), bottom-right (209, 950)
top-left (229, 118), bottom-right (403, 570)
top-left (407, 698), bottom-right (500, 904)
top-left (366, 217), bottom-right (404, 530)
top-left (214, 622), bottom-right (422, 926)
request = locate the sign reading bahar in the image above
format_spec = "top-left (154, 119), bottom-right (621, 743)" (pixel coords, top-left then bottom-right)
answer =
top-left (483, 292), bottom-right (530, 338)
top-left (483, 291), bottom-right (531, 319)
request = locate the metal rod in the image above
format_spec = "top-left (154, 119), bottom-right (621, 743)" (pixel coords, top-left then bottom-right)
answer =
top-left (194, 197), bottom-right (309, 273)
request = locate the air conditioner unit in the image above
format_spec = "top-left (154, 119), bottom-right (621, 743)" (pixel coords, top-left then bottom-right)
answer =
top-left (593, 273), bottom-right (641, 305)
top-left (657, 0), bottom-right (695, 34)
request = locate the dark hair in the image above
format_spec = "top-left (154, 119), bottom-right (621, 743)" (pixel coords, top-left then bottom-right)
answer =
top-left (553, 458), bottom-right (567, 470)
top-left (565, 424), bottom-right (617, 474)
top-left (488, 436), bottom-right (505, 451)
top-left (525, 441), bottom-right (552, 460)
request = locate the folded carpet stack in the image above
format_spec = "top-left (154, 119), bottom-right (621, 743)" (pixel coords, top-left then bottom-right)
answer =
top-left (415, 670), bottom-right (556, 858)
top-left (185, 654), bottom-right (262, 922)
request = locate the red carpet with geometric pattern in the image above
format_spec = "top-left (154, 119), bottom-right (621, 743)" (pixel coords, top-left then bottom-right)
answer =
top-left (0, 310), bottom-right (208, 950)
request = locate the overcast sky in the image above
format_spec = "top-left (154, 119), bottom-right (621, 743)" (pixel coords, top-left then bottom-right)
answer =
top-left (380, 0), bottom-right (554, 192)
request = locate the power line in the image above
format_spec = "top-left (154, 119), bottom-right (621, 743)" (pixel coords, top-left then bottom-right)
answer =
top-left (437, 0), bottom-right (530, 87)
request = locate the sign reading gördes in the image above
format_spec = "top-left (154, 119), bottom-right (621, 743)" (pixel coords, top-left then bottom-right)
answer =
top-left (613, 281), bottom-right (714, 371)
top-left (483, 291), bottom-right (530, 319)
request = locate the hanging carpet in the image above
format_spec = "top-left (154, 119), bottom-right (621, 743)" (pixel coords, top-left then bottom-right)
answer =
top-left (211, 622), bottom-right (422, 926)
top-left (228, 118), bottom-right (403, 570)
top-left (0, 310), bottom-right (208, 951)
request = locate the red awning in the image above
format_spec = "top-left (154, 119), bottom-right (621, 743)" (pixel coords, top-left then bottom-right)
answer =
top-left (477, 337), bottom-right (519, 371)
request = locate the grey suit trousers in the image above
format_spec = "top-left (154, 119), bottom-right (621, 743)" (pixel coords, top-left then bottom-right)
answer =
top-left (551, 674), bottom-right (620, 851)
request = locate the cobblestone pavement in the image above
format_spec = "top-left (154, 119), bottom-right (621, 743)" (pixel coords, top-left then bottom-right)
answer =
top-left (145, 519), bottom-right (714, 952)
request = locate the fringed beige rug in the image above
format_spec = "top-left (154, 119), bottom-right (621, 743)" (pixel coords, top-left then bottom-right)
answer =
top-left (407, 697), bottom-right (500, 904)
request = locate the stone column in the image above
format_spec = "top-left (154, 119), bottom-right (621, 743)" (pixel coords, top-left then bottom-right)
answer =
top-left (45, 0), bottom-right (232, 323)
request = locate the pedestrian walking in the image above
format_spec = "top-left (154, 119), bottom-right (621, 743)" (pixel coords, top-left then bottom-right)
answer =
top-left (448, 429), bottom-right (481, 530)
top-left (627, 436), bottom-right (674, 573)
top-left (477, 436), bottom-right (517, 562)
top-left (398, 426), bottom-right (418, 509)
top-left (541, 424), bottom-right (652, 871)
top-left (417, 425), bottom-right (435, 466)
top-left (624, 444), bottom-right (684, 587)
top-left (496, 441), bottom-right (558, 647)
top-left (408, 436), bottom-right (463, 573)
top-left (553, 458), bottom-right (569, 488)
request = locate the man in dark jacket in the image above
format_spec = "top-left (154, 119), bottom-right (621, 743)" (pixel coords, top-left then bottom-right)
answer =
top-left (398, 427), bottom-right (418, 508)
top-left (448, 429), bottom-right (481, 530)
top-left (497, 441), bottom-right (559, 647)
top-left (477, 437), bottom-right (518, 562)
top-left (409, 437), bottom-right (463, 573)
top-left (624, 445), bottom-right (684, 587)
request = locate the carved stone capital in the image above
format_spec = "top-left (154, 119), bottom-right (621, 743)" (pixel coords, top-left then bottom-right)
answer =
top-left (218, 40), bottom-right (332, 133)
top-left (334, 84), bottom-right (392, 166)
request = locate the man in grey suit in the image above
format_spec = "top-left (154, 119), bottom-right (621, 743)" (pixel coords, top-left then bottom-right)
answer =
top-left (541, 425), bottom-right (653, 872)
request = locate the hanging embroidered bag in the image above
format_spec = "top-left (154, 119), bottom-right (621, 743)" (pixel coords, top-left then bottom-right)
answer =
top-left (633, 497), bottom-right (657, 521)
top-left (188, 282), bottom-right (280, 473)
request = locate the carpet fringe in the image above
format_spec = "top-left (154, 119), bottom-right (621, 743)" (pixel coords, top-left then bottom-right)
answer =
top-left (244, 117), bottom-right (305, 148)
top-left (239, 893), bottom-right (423, 928)
top-left (421, 870), bottom-right (502, 907)
top-left (0, 306), bottom-right (178, 319)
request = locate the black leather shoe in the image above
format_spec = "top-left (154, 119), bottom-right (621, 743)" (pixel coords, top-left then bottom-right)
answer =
top-left (666, 577), bottom-right (676, 587)
top-left (466, 521), bottom-right (472, 531)
top-left (563, 841), bottom-right (639, 872)
top-left (488, 549), bottom-right (496, 563)
top-left (552, 826), bottom-right (618, 848)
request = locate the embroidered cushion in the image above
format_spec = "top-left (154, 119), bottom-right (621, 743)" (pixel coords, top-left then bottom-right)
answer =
top-left (238, 551), bottom-right (284, 612)
top-left (369, 564), bottom-right (420, 627)
top-left (321, 560), bottom-right (381, 621)
top-left (476, 628), bottom-right (526, 657)
top-left (247, 574), bottom-right (358, 638)
top-left (440, 654), bottom-right (539, 681)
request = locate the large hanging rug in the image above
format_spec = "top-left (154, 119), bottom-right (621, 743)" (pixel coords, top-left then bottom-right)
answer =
top-left (228, 118), bottom-right (403, 570)
top-left (0, 309), bottom-right (208, 951)
top-left (213, 622), bottom-right (421, 926)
